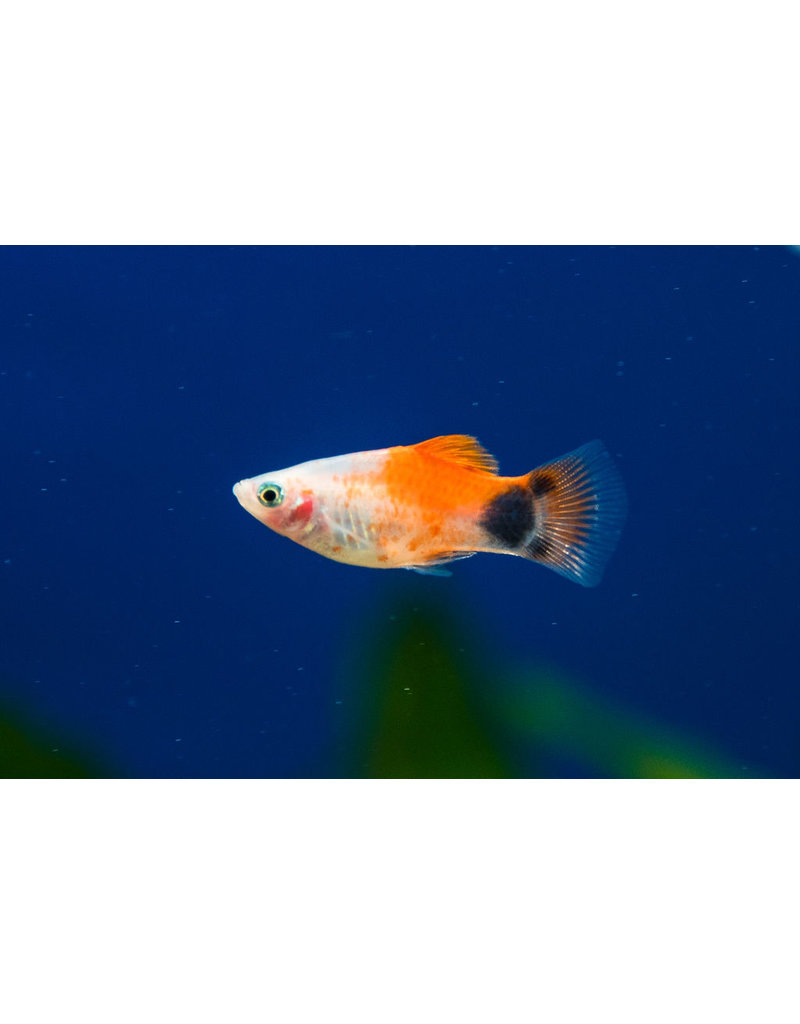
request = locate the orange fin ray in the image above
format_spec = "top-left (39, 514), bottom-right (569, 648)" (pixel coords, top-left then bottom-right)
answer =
top-left (413, 434), bottom-right (499, 474)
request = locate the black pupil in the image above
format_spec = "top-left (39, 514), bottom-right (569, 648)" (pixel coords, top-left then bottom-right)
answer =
top-left (264, 489), bottom-right (277, 503)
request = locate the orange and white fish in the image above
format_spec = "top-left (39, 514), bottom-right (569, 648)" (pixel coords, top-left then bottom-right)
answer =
top-left (233, 435), bottom-right (627, 585)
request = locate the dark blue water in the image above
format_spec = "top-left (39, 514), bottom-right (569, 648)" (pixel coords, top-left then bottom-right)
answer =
top-left (2, 245), bottom-right (797, 777)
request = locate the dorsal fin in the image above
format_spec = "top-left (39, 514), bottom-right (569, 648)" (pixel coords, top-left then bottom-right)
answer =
top-left (413, 434), bottom-right (499, 474)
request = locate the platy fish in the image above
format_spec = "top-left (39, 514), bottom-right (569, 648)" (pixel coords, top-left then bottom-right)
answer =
top-left (233, 435), bottom-right (627, 585)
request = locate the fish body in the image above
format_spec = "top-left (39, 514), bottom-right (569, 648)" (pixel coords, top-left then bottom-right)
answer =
top-left (233, 434), bottom-right (627, 585)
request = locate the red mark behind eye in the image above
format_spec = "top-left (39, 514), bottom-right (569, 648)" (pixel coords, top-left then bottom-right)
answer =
top-left (287, 496), bottom-right (314, 528)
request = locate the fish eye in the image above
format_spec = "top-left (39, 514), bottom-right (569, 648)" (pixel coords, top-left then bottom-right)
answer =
top-left (257, 482), bottom-right (285, 507)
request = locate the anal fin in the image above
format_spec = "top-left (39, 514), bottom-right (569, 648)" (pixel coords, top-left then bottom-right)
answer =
top-left (407, 565), bottom-right (454, 577)
top-left (405, 551), bottom-right (476, 577)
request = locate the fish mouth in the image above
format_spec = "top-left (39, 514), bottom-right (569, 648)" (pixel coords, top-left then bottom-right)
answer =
top-left (233, 479), bottom-right (259, 513)
top-left (232, 480), bottom-right (250, 505)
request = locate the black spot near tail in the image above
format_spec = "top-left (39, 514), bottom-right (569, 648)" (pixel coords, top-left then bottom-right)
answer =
top-left (479, 484), bottom-right (535, 548)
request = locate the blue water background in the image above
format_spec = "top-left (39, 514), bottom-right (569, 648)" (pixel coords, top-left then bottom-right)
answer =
top-left (2, 245), bottom-right (797, 776)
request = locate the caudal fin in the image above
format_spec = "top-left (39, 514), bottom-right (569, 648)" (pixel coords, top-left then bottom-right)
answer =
top-left (522, 440), bottom-right (627, 587)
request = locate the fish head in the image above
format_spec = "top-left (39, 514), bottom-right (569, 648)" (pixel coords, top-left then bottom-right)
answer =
top-left (232, 469), bottom-right (316, 538)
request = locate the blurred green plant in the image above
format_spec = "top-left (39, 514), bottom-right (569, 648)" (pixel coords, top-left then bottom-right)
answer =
top-left (339, 596), bottom-right (748, 779)
top-left (494, 672), bottom-right (746, 778)
top-left (349, 601), bottom-right (513, 779)
top-left (0, 694), bottom-right (110, 778)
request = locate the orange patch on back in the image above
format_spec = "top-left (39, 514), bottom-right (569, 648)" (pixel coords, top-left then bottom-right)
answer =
top-left (379, 445), bottom-right (503, 522)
